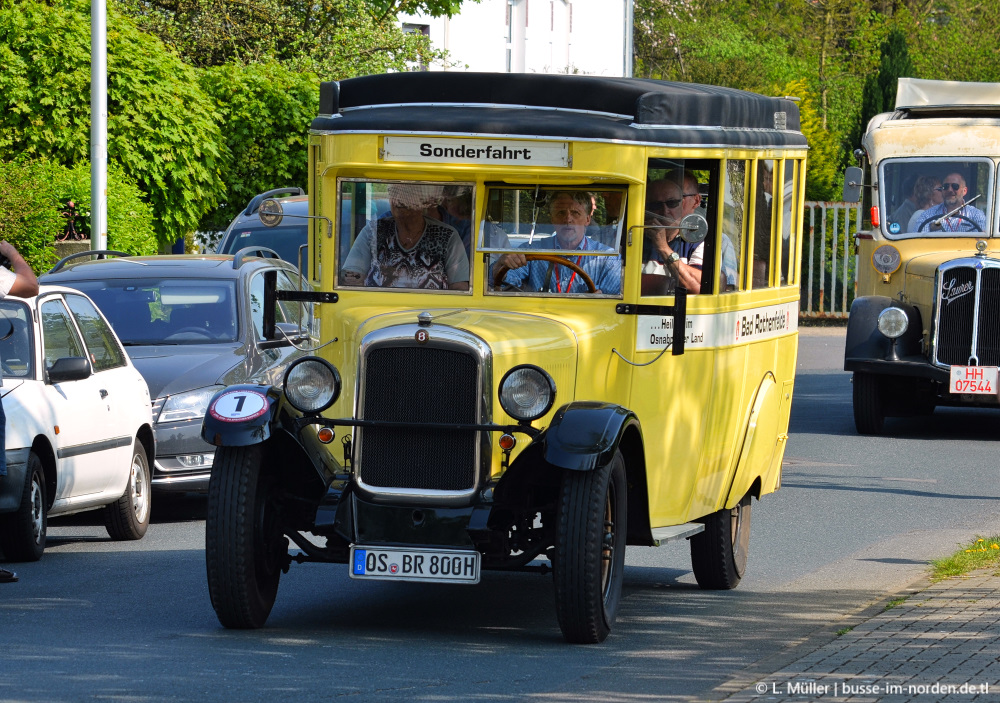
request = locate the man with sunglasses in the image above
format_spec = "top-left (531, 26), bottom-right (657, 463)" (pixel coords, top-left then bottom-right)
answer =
top-left (643, 173), bottom-right (704, 294)
top-left (912, 172), bottom-right (986, 233)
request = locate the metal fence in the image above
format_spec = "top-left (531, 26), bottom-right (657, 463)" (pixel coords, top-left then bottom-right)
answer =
top-left (800, 201), bottom-right (864, 319)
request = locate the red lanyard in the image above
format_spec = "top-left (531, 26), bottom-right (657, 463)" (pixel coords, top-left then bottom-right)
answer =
top-left (554, 255), bottom-right (584, 293)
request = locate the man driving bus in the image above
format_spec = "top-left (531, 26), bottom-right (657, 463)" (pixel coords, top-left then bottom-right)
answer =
top-left (497, 191), bottom-right (621, 294)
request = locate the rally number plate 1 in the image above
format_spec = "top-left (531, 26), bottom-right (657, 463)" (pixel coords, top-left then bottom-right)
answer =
top-left (949, 366), bottom-right (1000, 395)
top-left (349, 546), bottom-right (480, 584)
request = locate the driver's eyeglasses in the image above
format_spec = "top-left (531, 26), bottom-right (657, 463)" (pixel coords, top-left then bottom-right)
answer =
top-left (646, 193), bottom-right (698, 211)
top-left (936, 183), bottom-right (962, 192)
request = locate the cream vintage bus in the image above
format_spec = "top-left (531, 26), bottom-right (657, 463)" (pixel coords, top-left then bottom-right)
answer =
top-left (201, 73), bottom-right (808, 643)
top-left (844, 78), bottom-right (1000, 435)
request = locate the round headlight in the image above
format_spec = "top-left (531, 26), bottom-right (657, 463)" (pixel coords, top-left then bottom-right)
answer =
top-left (283, 357), bottom-right (341, 414)
top-left (499, 365), bottom-right (555, 422)
top-left (877, 307), bottom-right (908, 340)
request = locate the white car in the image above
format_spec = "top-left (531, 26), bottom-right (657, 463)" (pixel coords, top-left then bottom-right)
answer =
top-left (0, 285), bottom-right (155, 561)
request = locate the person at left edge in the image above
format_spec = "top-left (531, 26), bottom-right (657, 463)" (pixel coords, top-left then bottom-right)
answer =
top-left (0, 241), bottom-right (39, 584)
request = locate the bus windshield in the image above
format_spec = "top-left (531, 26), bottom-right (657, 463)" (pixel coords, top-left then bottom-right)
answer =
top-left (881, 158), bottom-right (993, 237)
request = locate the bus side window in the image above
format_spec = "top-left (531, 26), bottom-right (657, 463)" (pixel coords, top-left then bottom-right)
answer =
top-left (641, 159), bottom-right (724, 296)
top-left (722, 161), bottom-right (746, 293)
top-left (779, 160), bottom-right (798, 285)
top-left (752, 159), bottom-right (774, 289)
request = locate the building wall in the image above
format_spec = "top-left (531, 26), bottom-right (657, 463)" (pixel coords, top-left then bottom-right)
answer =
top-left (401, 0), bottom-right (632, 77)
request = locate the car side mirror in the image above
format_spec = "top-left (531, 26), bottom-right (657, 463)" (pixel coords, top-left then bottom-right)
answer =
top-left (47, 357), bottom-right (91, 383)
top-left (843, 167), bottom-right (864, 203)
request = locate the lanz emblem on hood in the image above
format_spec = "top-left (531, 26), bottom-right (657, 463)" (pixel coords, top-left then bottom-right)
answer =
top-left (941, 277), bottom-right (975, 306)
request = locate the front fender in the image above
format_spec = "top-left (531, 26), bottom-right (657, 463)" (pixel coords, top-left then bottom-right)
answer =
top-left (541, 401), bottom-right (638, 472)
top-left (844, 295), bottom-right (923, 369)
top-left (201, 384), bottom-right (277, 447)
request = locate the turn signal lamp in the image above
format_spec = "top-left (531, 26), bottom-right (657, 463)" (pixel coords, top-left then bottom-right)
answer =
top-left (870, 206), bottom-right (880, 227)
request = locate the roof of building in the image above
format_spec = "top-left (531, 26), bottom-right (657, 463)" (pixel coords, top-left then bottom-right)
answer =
top-left (312, 73), bottom-right (807, 149)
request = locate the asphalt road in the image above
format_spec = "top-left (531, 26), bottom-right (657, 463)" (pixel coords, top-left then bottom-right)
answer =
top-left (2, 326), bottom-right (999, 703)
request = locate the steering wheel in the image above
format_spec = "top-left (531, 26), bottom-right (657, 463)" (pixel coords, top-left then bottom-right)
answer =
top-left (918, 214), bottom-right (982, 232)
top-left (167, 327), bottom-right (214, 339)
top-left (492, 253), bottom-right (597, 293)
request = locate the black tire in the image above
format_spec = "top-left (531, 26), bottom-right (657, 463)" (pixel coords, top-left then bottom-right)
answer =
top-left (691, 493), bottom-right (752, 590)
top-left (103, 440), bottom-right (151, 540)
top-left (853, 372), bottom-right (886, 435)
top-left (553, 450), bottom-right (627, 644)
top-left (205, 445), bottom-right (285, 629)
top-left (0, 452), bottom-right (46, 562)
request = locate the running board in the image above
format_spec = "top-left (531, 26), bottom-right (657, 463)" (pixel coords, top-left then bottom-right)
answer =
top-left (651, 523), bottom-right (705, 546)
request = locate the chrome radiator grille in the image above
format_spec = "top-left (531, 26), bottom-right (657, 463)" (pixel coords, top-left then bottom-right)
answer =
top-left (935, 263), bottom-right (1000, 367)
top-left (357, 344), bottom-right (479, 492)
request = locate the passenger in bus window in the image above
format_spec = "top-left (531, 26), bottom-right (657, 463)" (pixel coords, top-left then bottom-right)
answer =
top-left (642, 175), bottom-right (703, 294)
top-left (497, 191), bottom-right (621, 294)
top-left (587, 191), bottom-right (626, 248)
top-left (904, 176), bottom-right (942, 232)
top-left (340, 183), bottom-right (470, 290)
top-left (912, 172), bottom-right (985, 232)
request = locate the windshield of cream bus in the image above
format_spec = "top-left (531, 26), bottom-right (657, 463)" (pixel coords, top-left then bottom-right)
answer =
top-left (880, 159), bottom-right (993, 238)
top-left (481, 185), bottom-right (625, 296)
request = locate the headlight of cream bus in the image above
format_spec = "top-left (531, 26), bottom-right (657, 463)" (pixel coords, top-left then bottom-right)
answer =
top-left (283, 357), bottom-right (341, 414)
top-left (499, 365), bottom-right (555, 422)
top-left (877, 307), bottom-right (908, 339)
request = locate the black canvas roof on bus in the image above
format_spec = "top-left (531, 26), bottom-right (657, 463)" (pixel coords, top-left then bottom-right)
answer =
top-left (313, 73), bottom-right (807, 149)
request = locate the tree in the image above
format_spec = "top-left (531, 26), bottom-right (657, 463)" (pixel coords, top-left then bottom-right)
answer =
top-left (846, 28), bottom-right (915, 160)
top-left (196, 62), bottom-right (318, 232)
top-left (116, 0), bottom-right (476, 78)
top-left (0, 0), bottom-right (226, 249)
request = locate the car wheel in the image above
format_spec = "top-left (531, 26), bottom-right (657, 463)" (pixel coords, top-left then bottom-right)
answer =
top-left (553, 449), bottom-right (627, 644)
top-left (853, 372), bottom-right (886, 435)
top-left (690, 492), bottom-right (752, 590)
top-left (205, 445), bottom-right (285, 629)
top-left (0, 452), bottom-right (46, 562)
top-left (103, 440), bottom-right (151, 540)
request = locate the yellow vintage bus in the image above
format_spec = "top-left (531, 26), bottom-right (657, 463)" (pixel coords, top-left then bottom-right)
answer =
top-left (202, 72), bottom-right (808, 643)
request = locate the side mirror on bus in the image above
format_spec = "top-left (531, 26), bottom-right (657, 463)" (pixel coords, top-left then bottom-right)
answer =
top-left (677, 213), bottom-right (709, 244)
top-left (843, 167), bottom-right (864, 203)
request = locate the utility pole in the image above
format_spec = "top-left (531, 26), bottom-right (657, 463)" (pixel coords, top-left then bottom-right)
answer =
top-left (91, 0), bottom-right (107, 250)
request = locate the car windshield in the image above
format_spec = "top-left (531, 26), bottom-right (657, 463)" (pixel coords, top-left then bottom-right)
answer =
top-left (0, 300), bottom-right (33, 378)
top-left (881, 159), bottom-right (993, 237)
top-left (63, 279), bottom-right (239, 345)
top-left (220, 224), bottom-right (308, 267)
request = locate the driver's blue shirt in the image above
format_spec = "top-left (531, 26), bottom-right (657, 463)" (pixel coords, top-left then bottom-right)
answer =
top-left (503, 235), bottom-right (622, 294)
top-left (912, 203), bottom-right (987, 232)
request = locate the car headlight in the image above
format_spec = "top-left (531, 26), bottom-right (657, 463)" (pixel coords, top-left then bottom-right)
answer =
top-left (284, 357), bottom-right (341, 414)
top-left (877, 307), bottom-right (908, 340)
top-left (158, 385), bottom-right (226, 423)
top-left (499, 365), bottom-right (555, 422)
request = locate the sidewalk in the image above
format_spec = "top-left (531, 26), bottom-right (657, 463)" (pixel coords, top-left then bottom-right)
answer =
top-left (716, 570), bottom-right (1000, 702)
